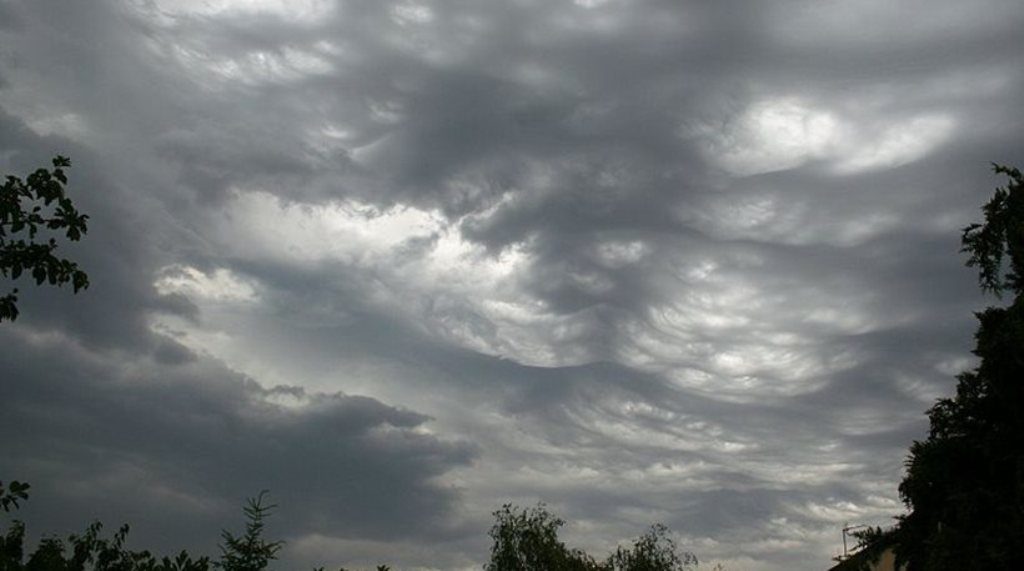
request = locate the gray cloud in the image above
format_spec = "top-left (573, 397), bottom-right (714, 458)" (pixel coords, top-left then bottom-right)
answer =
top-left (0, 325), bottom-right (474, 554)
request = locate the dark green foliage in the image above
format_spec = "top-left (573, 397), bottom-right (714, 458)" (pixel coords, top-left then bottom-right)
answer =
top-left (0, 486), bottom-right (208, 571)
top-left (0, 482), bottom-right (30, 513)
top-left (605, 525), bottom-right (696, 571)
top-left (0, 518), bottom-right (211, 571)
top-left (216, 492), bottom-right (283, 571)
top-left (893, 164), bottom-right (1024, 570)
top-left (0, 489), bottom-right (694, 570)
top-left (1, 520), bottom-right (27, 569)
top-left (484, 504), bottom-right (695, 571)
top-left (485, 504), bottom-right (598, 571)
top-left (314, 566), bottom-right (388, 571)
top-left (157, 552), bottom-right (214, 571)
top-left (961, 165), bottom-right (1024, 297)
top-left (0, 155), bottom-right (89, 322)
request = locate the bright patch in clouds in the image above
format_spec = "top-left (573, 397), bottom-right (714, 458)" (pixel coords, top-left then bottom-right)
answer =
top-left (697, 98), bottom-right (955, 176)
top-left (214, 189), bottom-right (444, 263)
top-left (391, 2), bottom-right (436, 26)
top-left (834, 115), bottom-right (955, 173)
top-left (23, 112), bottom-right (89, 139)
top-left (164, 44), bottom-right (334, 86)
top-left (594, 240), bottom-right (649, 268)
top-left (687, 193), bottom-right (901, 247)
top-left (155, 265), bottom-right (259, 303)
top-left (142, 0), bottom-right (334, 22)
top-left (183, 190), bottom-right (603, 367)
top-left (699, 98), bottom-right (841, 176)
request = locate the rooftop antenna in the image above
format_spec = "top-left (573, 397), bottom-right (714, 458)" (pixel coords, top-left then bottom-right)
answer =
top-left (841, 523), bottom-right (867, 560)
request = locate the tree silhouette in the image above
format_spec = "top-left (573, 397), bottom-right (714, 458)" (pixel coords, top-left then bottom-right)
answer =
top-left (893, 165), bottom-right (1024, 570)
top-left (0, 494), bottom-right (212, 571)
top-left (1, 155), bottom-right (89, 322)
top-left (485, 503), bottom-right (696, 571)
top-left (605, 524), bottom-right (697, 571)
top-left (0, 481), bottom-right (30, 513)
top-left (216, 492), bottom-right (284, 571)
top-left (486, 503), bottom-right (598, 571)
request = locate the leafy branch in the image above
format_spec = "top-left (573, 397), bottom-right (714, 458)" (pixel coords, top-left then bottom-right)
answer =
top-left (1, 155), bottom-right (90, 322)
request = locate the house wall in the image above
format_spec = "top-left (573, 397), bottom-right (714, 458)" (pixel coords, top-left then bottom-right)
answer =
top-left (868, 549), bottom-right (899, 571)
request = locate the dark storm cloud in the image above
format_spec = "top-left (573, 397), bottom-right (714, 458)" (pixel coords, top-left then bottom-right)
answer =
top-left (3, 0), bottom-right (1024, 569)
top-left (0, 326), bottom-right (474, 551)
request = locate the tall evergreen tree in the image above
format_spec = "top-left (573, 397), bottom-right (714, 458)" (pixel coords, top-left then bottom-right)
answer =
top-left (216, 492), bottom-right (283, 571)
top-left (894, 165), bottom-right (1024, 570)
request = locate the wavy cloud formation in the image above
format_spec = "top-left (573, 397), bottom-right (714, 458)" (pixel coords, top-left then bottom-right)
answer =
top-left (2, 0), bottom-right (1022, 569)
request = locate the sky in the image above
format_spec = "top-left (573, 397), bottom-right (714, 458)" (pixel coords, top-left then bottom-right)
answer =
top-left (1, 0), bottom-right (1022, 569)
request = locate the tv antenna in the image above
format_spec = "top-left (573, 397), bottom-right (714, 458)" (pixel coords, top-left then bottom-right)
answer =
top-left (841, 523), bottom-right (867, 559)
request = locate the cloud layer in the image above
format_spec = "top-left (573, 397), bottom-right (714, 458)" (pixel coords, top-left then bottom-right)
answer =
top-left (2, 0), bottom-right (1022, 569)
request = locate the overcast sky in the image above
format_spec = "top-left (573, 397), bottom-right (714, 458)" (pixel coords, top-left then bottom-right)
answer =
top-left (1, 1), bottom-right (1022, 569)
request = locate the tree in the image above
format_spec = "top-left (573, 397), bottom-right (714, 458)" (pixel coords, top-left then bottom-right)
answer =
top-left (1, 156), bottom-right (91, 567)
top-left (893, 165), bottom-right (1024, 570)
top-left (0, 490), bottom-right (211, 571)
top-left (1, 155), bottom-right (89, 322)
top-left (485, 503), bottom-right (598, 571)
top-left (605, 525), bottom-right (697, 571)
top-left (216, 492), bottom-right (283, 571)
top-left (0, 481), bottom-right (30, 513)
top-left (484, 504), bottom-right (696, 571)
top-left (0, 487), bottom-right (335, 571)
